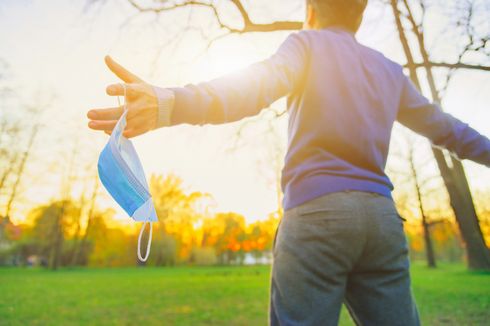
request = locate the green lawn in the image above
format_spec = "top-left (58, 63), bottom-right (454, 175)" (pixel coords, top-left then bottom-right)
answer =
top-left (0, 263), bottom-right (488, 325)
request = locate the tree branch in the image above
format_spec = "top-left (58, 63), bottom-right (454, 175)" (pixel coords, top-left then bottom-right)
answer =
top-left (127, 0), bottom-right (302, 33)
top-left (127, 0), bottom-right (489, 71)
top-left (405, 61), bottom-right (490, 72)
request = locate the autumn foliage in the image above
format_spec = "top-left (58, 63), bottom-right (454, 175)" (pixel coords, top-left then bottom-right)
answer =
top-left (0, 174), bottom-right (281, 267)
top-left (1, 173), bottom-right (488, 268)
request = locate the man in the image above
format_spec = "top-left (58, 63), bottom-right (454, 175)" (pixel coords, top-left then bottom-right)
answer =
top-left (87, 0), bottom-right (490, 324)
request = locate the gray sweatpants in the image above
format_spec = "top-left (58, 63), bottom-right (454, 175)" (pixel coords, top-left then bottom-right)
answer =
top-left (270, 191), bottom-right (420, 326)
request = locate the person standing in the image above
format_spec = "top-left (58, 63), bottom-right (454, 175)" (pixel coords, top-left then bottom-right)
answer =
top-left (88, 0), bottom-right (490, 324)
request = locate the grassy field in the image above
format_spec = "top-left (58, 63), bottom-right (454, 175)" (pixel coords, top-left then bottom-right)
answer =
top-left (0, 263), bottom-right (489, 325)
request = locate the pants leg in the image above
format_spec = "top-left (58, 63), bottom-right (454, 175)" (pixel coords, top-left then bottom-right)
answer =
top-left (344, 194), bottom-right (420, 326)
top-left (270, 192), bottom-right (367, 326)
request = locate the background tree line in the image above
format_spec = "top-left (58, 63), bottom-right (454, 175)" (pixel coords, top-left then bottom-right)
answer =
top-left (0, 174), bottom-right (281, 267)
top-left (1, 170), bottom-right (489, 268)
top-left (0, 0), bottom-right (489, 270)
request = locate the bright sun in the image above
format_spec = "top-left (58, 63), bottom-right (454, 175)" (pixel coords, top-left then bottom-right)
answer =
top-left (194, 42), bottom-right (259, 80)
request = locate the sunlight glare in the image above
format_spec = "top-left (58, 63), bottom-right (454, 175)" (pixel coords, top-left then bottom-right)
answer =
top-left (194, 45), bottom-right (256, 80)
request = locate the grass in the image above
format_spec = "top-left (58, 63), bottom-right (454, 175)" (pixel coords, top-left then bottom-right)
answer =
top-left (0, 262), bottom-right (488, 325)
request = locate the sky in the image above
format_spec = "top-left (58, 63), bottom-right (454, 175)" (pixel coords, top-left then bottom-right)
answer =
top-left (0, 0), bottom-right (489, 224)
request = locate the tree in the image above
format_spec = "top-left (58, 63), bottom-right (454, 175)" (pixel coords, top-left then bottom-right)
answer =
top-left (0, 62), bottom-right (24, 211)
top-left (27, 200), bottom-right (80, 267)
top-left (202, 212), bottom-right (247, 264)
top-left (407, 138), bottom-right (437, 268)
top-left (390, 131), bottom-right (451, 267)
top-left (150, 174), bottom-right (209, 263)
top-left (3, 115), bottom-right (41, 218)
top-left (0, 63), bottom-right (50, 223)
top-left (389, 0), bottom-right (490, 270)
top-left (47, 136), bottom-right (82, 270)
top-left (71, 173), bottom-right (100, 266)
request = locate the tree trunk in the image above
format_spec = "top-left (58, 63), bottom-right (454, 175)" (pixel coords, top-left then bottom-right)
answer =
top-left (4, 123), bottom-right (39, 218)
top-left (49, 208), bottom-right (64, 270)
top-left (75, 178), bottom-right (99, 266)
top-left (400, 0), bottom-right (490, 270)
top-left (69, 194), bottom-right (85, 266)
top-left (408, 144), bottom-right (437, 268)
top-left (422, 218), bottom-right (436, 268)
top-left (442, 160), bottom-right (490, 269)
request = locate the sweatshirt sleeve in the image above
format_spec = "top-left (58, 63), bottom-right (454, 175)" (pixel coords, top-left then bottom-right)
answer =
top-left (397, 75), bottom-right (490, 167)
top-left (167, 33), bottom-right (307, 125)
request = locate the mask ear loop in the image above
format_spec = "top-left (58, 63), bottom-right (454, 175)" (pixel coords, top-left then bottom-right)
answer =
top-left (118, 83), bottom-right (128, 112)
top-left (115, 83), bottom-right (152, 262)
top-left (121, 83), bottom-right (153, 262)
top-left (137, 221), bottom-right (153, 262)
top-left (115, 84), bottom-right (128, 146)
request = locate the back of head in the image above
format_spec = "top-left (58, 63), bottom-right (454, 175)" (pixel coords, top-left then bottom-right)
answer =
top-left (307, 0), bottom-right (368, 32)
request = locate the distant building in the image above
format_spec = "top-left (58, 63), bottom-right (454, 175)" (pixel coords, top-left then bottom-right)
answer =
top-left (243, 251), bottom-right (272, 265)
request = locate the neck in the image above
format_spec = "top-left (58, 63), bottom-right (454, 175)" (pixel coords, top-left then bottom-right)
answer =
top-left (304, 21), bottom-right (356, 33)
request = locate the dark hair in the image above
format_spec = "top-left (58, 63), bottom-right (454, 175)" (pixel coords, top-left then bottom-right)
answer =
top-left (307, 0), bottom-right (368, 32)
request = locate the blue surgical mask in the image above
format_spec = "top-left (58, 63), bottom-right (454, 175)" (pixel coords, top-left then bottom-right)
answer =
top-left (97, 85), bottom-right (157, 262)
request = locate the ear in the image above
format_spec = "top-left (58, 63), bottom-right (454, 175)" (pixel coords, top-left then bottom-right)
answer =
top-left (353, 12), bottom-right (364, 32)
top-left (304, 3), bottom-right (316, 30)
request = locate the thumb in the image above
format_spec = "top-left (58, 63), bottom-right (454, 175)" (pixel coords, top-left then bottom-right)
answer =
top-left (105, 55), bottom-right (144, 83)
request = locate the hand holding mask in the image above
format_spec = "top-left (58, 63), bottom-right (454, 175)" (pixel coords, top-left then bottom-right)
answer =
top-left (97, 85), bottom-right (158, 262)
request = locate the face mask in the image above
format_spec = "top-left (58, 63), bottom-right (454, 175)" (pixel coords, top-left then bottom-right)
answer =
top-left (97, 85), bottom-right (157, 262)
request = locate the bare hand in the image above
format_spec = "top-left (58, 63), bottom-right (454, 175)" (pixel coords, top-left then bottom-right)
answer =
top-left (87, 56), bottom-right (158, 138)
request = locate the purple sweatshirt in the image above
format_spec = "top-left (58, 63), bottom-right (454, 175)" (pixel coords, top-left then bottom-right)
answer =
top-left (167, 28), bottom-right (490, 210)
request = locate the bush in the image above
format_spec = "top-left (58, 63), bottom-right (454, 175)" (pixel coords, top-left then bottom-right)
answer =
top-left (191, 247), bottom-right (217, 265)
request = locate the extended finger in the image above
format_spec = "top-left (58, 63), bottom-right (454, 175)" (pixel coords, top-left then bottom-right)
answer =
top-left (87, 106), bottom-right (123, 120)
top-left (88, 120), bottom-right (117, 131)
top-left (106, 83), bottom-right (141, 98)
top-left (105, 56), bottom-right (143, 83)
top-left (106, 83), bottom-right (125, 96)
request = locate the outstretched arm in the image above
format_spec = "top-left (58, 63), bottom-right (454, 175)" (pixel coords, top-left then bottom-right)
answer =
top-left (168, 33), bottom-right (306, 125)
top-left (88, 33), bottom-right (306, 137)
top-left (397, 75), bottom-right (490, 167)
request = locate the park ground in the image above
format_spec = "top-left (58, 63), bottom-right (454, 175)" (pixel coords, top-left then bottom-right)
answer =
top-left (0, 262), bottom-right (489, 325)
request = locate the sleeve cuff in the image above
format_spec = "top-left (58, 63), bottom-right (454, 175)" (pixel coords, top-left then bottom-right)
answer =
top-left (152, 86), bottom-right (175, 128)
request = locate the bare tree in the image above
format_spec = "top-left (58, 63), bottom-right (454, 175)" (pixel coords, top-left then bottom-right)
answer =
top-left (116, 0), bottom-right (488, 71)
top-left (1, 93), bottom-right (49, 219)
top-left (69, 189), bottom-right (87, 266)
top-left (389, 0), bottom-right (490, 270)
top-left (0, 138), bottom-right (20, 193)
top-left (72, 173), bottom-right (100, 266)
top-left (48, 137), bottom-right (80, 270)
top-left (4, 116), bottom-right (41, 218)
top-left (0, 60), bottom-right (21, 201)
top-left (254, 112), bottom-right (286, 216)
top-left (390, 132), bottom-right (449, 267)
